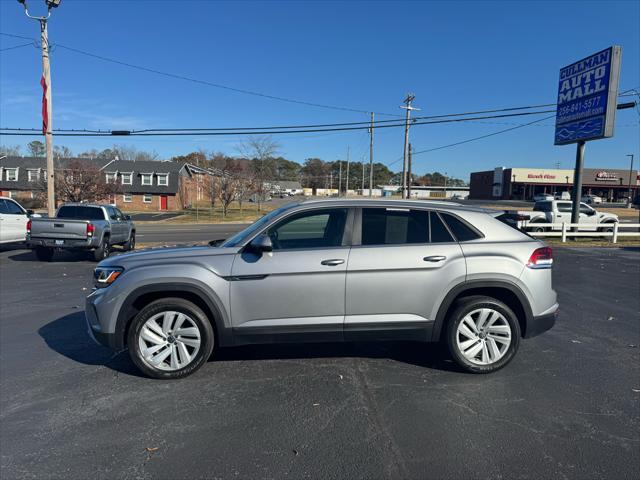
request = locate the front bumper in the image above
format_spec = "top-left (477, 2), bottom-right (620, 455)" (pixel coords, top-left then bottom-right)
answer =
top-left (85, 291), bottom-right (120, 349)
top-left (524, 303), bottom-right (558, 338)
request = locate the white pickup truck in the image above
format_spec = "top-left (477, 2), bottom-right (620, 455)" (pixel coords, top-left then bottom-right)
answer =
top-left (521, 200), bottom-right (618, 232)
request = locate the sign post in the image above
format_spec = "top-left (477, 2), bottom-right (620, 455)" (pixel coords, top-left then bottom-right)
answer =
top-left (554, 46), bottom-right (622, 230)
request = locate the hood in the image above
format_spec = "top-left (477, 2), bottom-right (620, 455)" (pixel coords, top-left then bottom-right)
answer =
top-left (98, 245), bottom-right (239, 268)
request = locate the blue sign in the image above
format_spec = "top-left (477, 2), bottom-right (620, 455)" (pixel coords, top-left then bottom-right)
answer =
top-left (554, 46), bottom-right (622, 145)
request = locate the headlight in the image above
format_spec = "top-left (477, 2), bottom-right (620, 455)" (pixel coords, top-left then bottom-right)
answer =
top-left (93, 266), bottom-right (124, 288)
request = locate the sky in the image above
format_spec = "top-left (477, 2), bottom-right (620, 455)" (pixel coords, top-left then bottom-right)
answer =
top-left (1, 0), bottom-right (638, 180)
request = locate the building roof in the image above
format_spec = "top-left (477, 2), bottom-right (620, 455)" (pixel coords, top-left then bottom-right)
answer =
top-left (0, 156), bottom-right (188, 194)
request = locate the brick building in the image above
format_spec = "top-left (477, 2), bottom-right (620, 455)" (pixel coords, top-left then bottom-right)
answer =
top-left (0, 156), bottom-right (199, 211)
top-left (470, 166), bottom-right (639, 202)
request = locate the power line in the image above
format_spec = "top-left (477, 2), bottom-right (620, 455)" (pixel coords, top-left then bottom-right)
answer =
top-left (0, 110), bottom-right (557, 137)
top-left (0, 42), bottom-right (36, 53)
top-left (385, 114), bottom-right (556, 168)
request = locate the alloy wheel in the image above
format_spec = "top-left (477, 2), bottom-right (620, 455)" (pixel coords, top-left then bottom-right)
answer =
top-left (455, 308), bottom-right (512, 365)
top-left (138, 310), bottom-right (202, 371)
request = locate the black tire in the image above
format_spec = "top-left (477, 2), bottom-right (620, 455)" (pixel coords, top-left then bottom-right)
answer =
top-left (123, 231), bottom-right (136, 251)
top-left (445, 295), bottom-right (521, 374)
top-left (34, 246), bottom-right (54, 262)
top-left (92, 236), bottom-right (110, 262)
top-left (599, 223), bottom-right (615, 233)
top-left (529, 222), bottom-right (547, 233)
top-left (127, 298), bottom-right (215, 380)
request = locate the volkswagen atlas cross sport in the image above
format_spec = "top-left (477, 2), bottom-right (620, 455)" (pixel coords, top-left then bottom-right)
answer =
top-left (86, 199), bottom-right (558, 379)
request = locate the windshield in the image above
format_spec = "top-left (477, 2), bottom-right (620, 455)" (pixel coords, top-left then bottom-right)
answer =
top-left (220, 204), bottom-right (298, 247)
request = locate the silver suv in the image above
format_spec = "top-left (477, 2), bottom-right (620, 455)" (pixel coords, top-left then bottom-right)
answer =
top-left (86, 199), bottom-right (558, 379)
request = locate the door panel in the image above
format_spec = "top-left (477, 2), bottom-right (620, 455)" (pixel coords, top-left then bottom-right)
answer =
top-left (0, 199), bottom-right (28, 242)
top-left (345, 208), bottom-right (467, 341)
top-left (345, 243), bottom-right (466, 327)
top-left (230, 248), bottom-right (350, 340)
top-left (229, 207), bottom-right (351, 342)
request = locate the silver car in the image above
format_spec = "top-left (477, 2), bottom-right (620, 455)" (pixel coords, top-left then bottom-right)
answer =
top-left (86, 199), bottom-right (558, 379)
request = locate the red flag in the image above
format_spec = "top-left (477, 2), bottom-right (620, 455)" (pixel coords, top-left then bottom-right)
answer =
top-left (41, 74), bottom-right (48, 134)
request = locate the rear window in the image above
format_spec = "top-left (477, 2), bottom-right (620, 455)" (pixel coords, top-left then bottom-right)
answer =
top-left (56, 206), bottom-right (105, 220)
top-left (533, 201), bottom-right (551, 212)
top-left (440, 213), bottom-right (481, 241)
top-left (429, 212), bottom-right (454, 243)
top-left (362, 208), bottom-right (429, 245)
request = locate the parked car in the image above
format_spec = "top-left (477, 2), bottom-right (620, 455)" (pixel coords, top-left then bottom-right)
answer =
top-left (27, 203), bottom-right (135, 261)
top-left (533, 193), bottom-right (554, 202)
top-left (0, 196), bottom-right (39, 244)
top-left (86, 199), bottom-right (558, 379)
top-left (583, 194), bottom-right (603, 205)
top-left (521, 200), bottom-right (618, 232)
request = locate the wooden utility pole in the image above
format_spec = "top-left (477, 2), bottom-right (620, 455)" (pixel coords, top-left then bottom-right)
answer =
top-left (369, 112), bottom-right (374, 196)
top-left (361, 161), bottom-right (365, 194)
top-left (345, 146), bottom-right (350, 197)
top-left (338, 160), bottom-right (342, 197)
top-left (400, 94), bottom-right (419, 199)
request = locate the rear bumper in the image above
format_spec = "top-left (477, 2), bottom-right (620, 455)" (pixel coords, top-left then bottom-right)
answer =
top-left (27, 236), bottom-right (98, 249)
top-left (524, 303), bottom-right (558, 338)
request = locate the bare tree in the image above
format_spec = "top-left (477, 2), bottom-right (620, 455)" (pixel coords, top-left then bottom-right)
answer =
top-left (53, 145), bottom-right (73, 159)
top-left (212, 157), bottom-right (243, 217)
top-left (0, 145), bottom-right (21, 157)
top-left (34, 159), bottom-right (121, 203)
top-left (112, 144), bottom-right (159, 162)
top-left (237, 136), bottom-right (279, 211)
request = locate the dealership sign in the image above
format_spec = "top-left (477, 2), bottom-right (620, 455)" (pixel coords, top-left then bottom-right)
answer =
top-left (554, 46), bottom-right (622, 145)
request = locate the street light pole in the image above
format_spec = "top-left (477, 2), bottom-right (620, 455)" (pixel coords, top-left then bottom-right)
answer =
top-left (627, 154), bottom-right (634, 208)
top-left (18, 0), bottom-right (61, 217)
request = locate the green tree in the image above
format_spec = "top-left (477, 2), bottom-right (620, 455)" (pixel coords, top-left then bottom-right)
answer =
top-left (301, 158), bottom-right (330, 194)
top-left (27, 140), bottom-right (45, 157)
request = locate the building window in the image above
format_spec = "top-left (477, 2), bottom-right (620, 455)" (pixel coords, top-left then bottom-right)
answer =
top-left (157, 174), bottom-right (168, 186)
top-left (123, 194), bottom-right (133, 203)
top-left (141, 174), bottom-right (153, 186)
top-left (105, 172), bottom-right (117, 184)
top-left (27, 170), bottom-right (39, 182)
top-left (5, 168), bottom-right (18, 182)
top-left (143, 194), bottom-right (152, 203)
top-left (121, 172), bottom-right (133, 185)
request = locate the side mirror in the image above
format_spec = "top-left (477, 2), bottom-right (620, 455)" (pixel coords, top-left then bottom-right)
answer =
top-left (249, 234), bottom-right (273, 252)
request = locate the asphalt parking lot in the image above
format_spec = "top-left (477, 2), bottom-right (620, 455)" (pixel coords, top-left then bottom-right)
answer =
top-left (0, 245), bottom-right (638, 479)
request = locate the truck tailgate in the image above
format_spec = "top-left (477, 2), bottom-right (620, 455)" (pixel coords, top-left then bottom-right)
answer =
top-left (29, 218), bottom-right (89, 240)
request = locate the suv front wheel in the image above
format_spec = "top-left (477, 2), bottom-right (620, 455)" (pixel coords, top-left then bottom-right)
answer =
top-left (446, 296), bottom-right (521, 373)
top-left (127, 298), bottom-right (214, 379)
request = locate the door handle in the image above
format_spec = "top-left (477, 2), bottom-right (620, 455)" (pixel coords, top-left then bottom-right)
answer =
top-left (321, 259), bottom-right (345, 266)
top-left (423, 255), bottom-right (446, 262)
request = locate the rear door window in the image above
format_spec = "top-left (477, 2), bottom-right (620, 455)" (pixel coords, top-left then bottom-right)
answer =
top-left (556, 202), bottom-right (572, 213)
top-left (361, 208), bottom-right (428, 245)
top-left (429, 211), bottom-right (454, 243)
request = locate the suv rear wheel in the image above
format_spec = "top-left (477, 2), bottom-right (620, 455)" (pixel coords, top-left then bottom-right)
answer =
top-left (127, 298), bottom-right (214, 379)
top-left (446, 296), bottom-right (521, 373)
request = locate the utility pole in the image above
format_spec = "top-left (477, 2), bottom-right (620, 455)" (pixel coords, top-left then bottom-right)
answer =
top-left (345, 146), bottom-right (350, 197)
top-left (338, 160), bottom-right (342, 197)
top-left (407, 143), bottom-right (412, 198)
top-left (369, 112), bottom-right (374, 196)
top-left (19, 0), bottom-right (61, 217)
top-left (361, 161), bottom-right (365, 194)
top-left (627, 154), bottom-right (634, 208)
top-left (400, 94), bottom-right (419, 199)
top-left (444, 172), bottom-right (448, 198)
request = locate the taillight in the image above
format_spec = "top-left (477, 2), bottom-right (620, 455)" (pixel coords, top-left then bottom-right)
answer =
top-left (527, 246), bottom-right (553, 269)
top-left (26, 219), bottom-right (32, 234)
top-left (87, 223), bottom-right (95, 237)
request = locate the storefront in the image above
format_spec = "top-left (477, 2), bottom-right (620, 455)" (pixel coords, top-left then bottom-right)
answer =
top-left (470, 166), bottom-right (639, 201)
